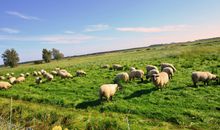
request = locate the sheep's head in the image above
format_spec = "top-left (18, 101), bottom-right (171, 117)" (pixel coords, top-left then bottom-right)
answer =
top-left (151, 74), bottom-right (159, 81)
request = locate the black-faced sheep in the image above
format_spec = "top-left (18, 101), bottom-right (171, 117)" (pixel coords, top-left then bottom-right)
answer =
top-left (102, 64), bottom-right (110, 69)
top-left (76, 70), bottom-right (86, 77)
top-left (146, 69), bottom-right (159, 80)
top-left (35, 77), bottom-right (42, 84)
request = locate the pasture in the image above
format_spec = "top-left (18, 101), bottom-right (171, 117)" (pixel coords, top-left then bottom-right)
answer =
top-left (0, 38), bottom-right (220, 129)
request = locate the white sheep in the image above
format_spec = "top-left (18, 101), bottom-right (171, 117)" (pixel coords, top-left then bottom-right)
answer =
top-left (129, 69), bottom-right (145, 82)
top-left (130, 67), bottom-right (136, 71)
top-left (9, 76), bottom-right (16, 84)
top-left (191, 71), bottom-right (218, 87)
top-left (112, 64), bottom-right (123, 70)
top-left (114, 72), bottom-right (129, 83)
top-left (99, 84), bottom-right (120, 101)
top-left (58, 70), bottom-right (72, 78)
top-left (76, 70), bottom-right (86, 77)
top-left (51, 70), bottom-right (58, 76)
top-left (162, 67), bottom-right (174, 79)
top-left (45, 73), bottom-right (54, 81)
top-left (151, 72), bottom-right (169, 89)
top-left (25, 72), bottom-right (30, 77)
top-left (37, 71), bottom-right (42, 76)
top-left (0, 81), bottom-right (12, 89)
top-left (20, 73), bottom-right (25, 77)
top-left (0, 76), bottom-right (6, 80)
top-left (161, 63), bottom-right (176, 72)
top-left (15, 76), bottom-right (25, 83)
top-left (33, 71), bottom-right (38, 76)
top-left (35, 77), bottom-right (42, 84)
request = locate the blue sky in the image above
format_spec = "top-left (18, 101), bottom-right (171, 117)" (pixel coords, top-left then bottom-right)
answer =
top-left (0, 0), bottom-right (220, 64)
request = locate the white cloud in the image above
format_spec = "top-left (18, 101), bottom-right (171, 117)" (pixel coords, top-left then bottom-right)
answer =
top-left (64, 30), bottom-right (75, 34)
top-left (0, 28), bottom-right (20, 34)
top-left (116, 25), bottom-right (190, 33)
top-left (84, 24), bottom-right (110, 32)
top-left (0, 34), bottom-right (95, 44)
top-left (6, 11), bottom-right (41, 20)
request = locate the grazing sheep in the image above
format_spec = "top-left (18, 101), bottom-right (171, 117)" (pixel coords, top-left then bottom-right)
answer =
top-left (37, 71), bottom-right (42, 76)
top-left (151, 72), bottom-right (169, 89)
top-left (161, 63), bottom-right (176, 72)
top-left (129, 69), bottom-right (145, 82)
top-left (45, 73), bottom-right (54, 81)
top-left (58, 70), bottom-right (73, 78)
top-left (114, 72), bottom-right (129, 83)
top-left (20, 73), bottom-right (25, 77)
top-left (33, 71), bottom-right (38, 76)
top-left (51, 70), bottom-right (58, 76)
top-left (130, 67), bottom-right (136, 71)
top-left (9, 77), bottom-right (16, 84)
top-left (76, 70), bottom-right (86, 77)
top-left (15, 76), bottom-right (25, 83)
top-left (25, 72), bottom-right (30, 77)
top-left (99, 84), bottom-right (120, 101)
top-left (146, 65), bottom-right (158, 74)
top-left (102, 64), bottom-right (110, 69)
top-left (146, 69), bottom-right (159, 80)
top-left (35, 77), bottom-right (42, 84)
top-left (162, 67), bottom-right (174, 79)
top-left (11, 73), bottom-right (14, 76)
top-left (0, 76), bottom-right (6, 80)
top-left (112, 64), bottom-right (123, 70)
top-left (0, 81), bottom-right (12, 89)
top-left (55, 68), bottom-right (60, 71)
top-left (191, 71), bottom-right (218, 87)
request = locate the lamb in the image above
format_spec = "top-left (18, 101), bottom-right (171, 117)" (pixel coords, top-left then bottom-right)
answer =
top-left (15, 76), bottom-right (25, 83)
top-left (162, 67), bottom-right (174, 79)
top-left (114, 72), bottom-right (129, 83)
top-left (0, 76), bottom-right (5, 80)
top-left (146, 69), bottom-right (159, 80)
top-left (102, 64), bottom-right (110, 69)
top-left (146, 65), bottom-right (158, 74)
top-left (76, 70), bottom-right (86, 77)
top-left (161, 63), bottom-right (176, 72)
top-left (35, 77), bottom-right (42, 84)
top-left (129, 69), bottom-right (145, 82)
top-left (0, 81), bottom-right (12, 89)
top-left (191, 71), bottom-right (218, 87)
top-left (99, 84), bottom-right (121, 101)
top-left (112, 64), bottom-right (123, 70)
top-left (9, 76), bottom-right (16, 84)
top-left (151, 72), bottom-right (169, 89)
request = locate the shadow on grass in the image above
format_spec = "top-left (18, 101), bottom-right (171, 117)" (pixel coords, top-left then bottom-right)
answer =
top-left (76, 99), bottom-right (101, 109)
top-left (124, 87), bottom-right (156, 100)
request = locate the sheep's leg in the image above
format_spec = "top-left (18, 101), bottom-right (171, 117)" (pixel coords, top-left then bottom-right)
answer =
top-left (141, 78), bottom-right (144, 82)
top-left (110, 96), bottom-right (113, 101)
top-left (193, 82), bottom-right (197, 87)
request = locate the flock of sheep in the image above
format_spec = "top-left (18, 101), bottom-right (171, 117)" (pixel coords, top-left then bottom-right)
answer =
top-left (0, 62), bottom-right (219, 102)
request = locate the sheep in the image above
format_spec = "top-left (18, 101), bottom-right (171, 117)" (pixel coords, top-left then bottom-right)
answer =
top-left (76, 70), bottom-right (86, 77)
top-left (6, 73), bottom-right (11, 77)
top-left (15, 76), bottom-right (25, 83)
top-left (114, 72), bottom-right (129, 83)
top-left (55, 68), bottom-right (60, 71)
top-left (191, 71), bottom-right (218, 87)
top-left (161, 63), bottom-right (176, 72)
top-left (37, 71), bottom-right (42, 76)
top-left (99, 84), bottom-right (121, 101)
top-left (0, 76), bottom-right (6, 80)
top-left (101, 64), bottom-right (110, 69)
top-left (112, 64), bottom-right (123, 70)
top-left (9, 76), bottom-right (16, 84)
top-left (20, 73), bottom-right (25, 77)
top-left (33, 71), bottom-right (38, 76)
top-left (0, 81), bottom-right (12, 89)
top-left (162, 67), bottom-right (174, 79)
top-left (58, 70), bottom-right (73, 78)
top-left (130, 67), bottom-right (136, 71)
top-left (146, 65), bottom-right (158, 74)
top-left (11, 72), bottom-right (14, 76)
top-left (151, 72), bottom-right (169, 89)
top-left (129, 69), bottom-right (145, 82)
top-left (45, 73), bottom-right (54, 81)
top-left (35, 77), bottom-right (42, 84)
top-left (51, 70), bottom-right (58, 76)
top-left (25, 72), bottom-right (30, 77)
top-left (146, 69), bottom-right (159, 80)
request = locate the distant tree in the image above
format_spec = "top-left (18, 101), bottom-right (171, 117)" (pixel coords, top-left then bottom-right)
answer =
top-left (52, 48), bottom-right (64, 60)
top-left (42, 49), bottom-right (52, 63)
top-left (1, 48), bottom-right (19, 67)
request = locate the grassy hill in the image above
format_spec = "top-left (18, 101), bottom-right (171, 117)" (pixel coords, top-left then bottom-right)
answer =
top-left (0, 37), bottom-right (220, 129)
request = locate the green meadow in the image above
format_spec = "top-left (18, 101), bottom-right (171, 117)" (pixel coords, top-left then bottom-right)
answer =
top-left (0, 38), bottom-right (220, 130)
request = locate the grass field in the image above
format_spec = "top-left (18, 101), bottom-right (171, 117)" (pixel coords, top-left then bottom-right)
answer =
top-left (0, 37), bottom-right (220, 130)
